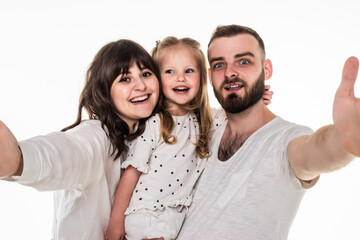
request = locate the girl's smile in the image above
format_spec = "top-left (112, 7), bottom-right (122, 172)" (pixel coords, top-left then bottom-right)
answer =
top-left (160, 44), bottom-right (200, 116)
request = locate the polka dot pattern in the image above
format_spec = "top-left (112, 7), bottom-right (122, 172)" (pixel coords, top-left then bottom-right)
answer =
top-left (122, 112), bottom-right (207, 214)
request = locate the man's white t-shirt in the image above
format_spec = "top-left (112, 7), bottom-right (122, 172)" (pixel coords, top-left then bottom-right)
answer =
top-left (178, 111), bottom-right (315, 240)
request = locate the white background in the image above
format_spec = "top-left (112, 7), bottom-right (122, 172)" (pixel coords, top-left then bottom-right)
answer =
top-left (0, 0), bottom-right (360, 239)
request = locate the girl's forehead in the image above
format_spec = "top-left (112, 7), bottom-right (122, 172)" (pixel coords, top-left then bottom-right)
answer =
top-left (166, 43), bottom-right (192, 53)
top-left (160, 45), bottom-right (197, 62)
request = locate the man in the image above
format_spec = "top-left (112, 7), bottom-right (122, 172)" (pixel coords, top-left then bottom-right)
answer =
top-left (176, 25), bottom-right (360, 239)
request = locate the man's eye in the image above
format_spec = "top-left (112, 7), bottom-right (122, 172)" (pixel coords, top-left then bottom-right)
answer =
top-left (185, 68), bottom-right (194, 73)
top-left (213, 63), bottom-right (224, 69)
top-left (239, 59), bottom-right (250, 65)
top-left (142, 71), bottom-right (152, 77)
top-left (165, 69), bottom-right (174, 74)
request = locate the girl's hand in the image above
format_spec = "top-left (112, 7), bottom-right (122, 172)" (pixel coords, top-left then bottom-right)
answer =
top-left (105, 218), bottom-right (126, 240)
top-left (263, 84), bottom-right (273, 105)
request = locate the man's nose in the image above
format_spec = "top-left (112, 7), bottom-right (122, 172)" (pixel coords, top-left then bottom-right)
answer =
top-left (225, 64), bottom-right (237, 79)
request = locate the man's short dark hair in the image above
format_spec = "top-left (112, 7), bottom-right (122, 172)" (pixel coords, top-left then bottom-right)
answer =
top-left (208, 24), bottom-right (266, 58)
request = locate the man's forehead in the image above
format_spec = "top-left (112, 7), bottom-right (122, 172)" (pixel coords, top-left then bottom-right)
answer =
top-left (208, 34), bottom-right (260, 59)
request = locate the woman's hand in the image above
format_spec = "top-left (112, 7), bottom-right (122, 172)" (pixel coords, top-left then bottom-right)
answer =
top-left (0, 121), bottom-right (23, 178)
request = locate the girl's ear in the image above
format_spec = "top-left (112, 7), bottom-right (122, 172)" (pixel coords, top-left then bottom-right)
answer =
top-left (264, 59), bottom-right (273, 80)
top-left (208, 68), bottom-right (213, 86)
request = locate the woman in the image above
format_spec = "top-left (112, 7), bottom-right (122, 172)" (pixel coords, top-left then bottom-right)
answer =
top-left (0, 39), bottom-right (162, 240)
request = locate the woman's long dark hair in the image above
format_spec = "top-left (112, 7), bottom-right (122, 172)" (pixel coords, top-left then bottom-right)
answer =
top-left (62, 39), bottom-right (163, 159)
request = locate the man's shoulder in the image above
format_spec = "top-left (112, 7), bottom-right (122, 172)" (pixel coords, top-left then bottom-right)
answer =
top-left (272, 117), bottom-right (313, 135)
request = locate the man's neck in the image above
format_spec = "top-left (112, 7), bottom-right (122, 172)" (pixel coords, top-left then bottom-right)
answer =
top-left (225, 101), bottom-right (276, 136)
top-left (218, 102), bottom-right (276, 161)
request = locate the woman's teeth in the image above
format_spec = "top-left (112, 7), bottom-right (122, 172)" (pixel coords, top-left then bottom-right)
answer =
top-left (130, 95), bottom-right (149, 103)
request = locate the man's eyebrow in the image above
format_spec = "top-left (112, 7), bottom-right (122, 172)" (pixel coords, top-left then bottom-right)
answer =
top-left (209, 57), bottom-right (224, 65)
top-left (209, 52), bottom-right (256, 65)
top-left (234, 52), bottom-right (255, 58)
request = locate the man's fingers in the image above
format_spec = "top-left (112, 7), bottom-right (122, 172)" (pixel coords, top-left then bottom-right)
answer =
top-left (338, 56), bottom-right (359, 96)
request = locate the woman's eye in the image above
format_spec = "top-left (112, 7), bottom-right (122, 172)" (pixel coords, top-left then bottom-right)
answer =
top-left (165, 69), bottom-right (174, 74)
top-left (185, 68), bottom-right (194, 73)
top-left (119, 77), bottom-right (130, 82)
top-left (142, 71), bottom-right (152, 77)
top-left (213, 62), bottom-right (224, 69)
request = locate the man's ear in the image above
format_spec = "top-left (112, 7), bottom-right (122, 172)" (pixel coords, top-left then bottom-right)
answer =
top-left (208, 68), bottom-right (213, 86)
top-left (264, 59), bottom-right (273, 80)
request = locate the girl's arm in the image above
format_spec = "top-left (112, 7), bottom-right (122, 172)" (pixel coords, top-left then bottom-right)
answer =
top-left (106, 165), bottom-right (141, 240)
top-left (263, 84), bottom-right (273, 105)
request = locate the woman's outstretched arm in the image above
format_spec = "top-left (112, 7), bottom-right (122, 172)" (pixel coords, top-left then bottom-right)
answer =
top-left (0, 121), bottom-right (23, 178)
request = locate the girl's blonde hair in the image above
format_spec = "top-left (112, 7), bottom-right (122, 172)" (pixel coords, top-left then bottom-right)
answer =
top-left (152, 36), bottom-right (212, 158)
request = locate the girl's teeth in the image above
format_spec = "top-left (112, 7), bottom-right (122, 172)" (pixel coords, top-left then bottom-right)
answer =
top-left (174, 87), bottom-right (189, 91)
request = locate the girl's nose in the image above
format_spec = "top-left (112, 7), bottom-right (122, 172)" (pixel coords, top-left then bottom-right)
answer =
top-left (177, 73), bottom-right (186, 82)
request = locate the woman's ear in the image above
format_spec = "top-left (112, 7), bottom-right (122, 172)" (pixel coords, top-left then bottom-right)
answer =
top-left (264, 59), bottom-right (273, 80)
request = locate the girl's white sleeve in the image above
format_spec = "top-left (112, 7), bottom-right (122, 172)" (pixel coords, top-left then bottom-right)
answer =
top-left (12, 120), bottom-right (111, 191)
top-left (121, 115), bottom-right (159, 173)
top-left (210, 107), bottom-right (227, 132)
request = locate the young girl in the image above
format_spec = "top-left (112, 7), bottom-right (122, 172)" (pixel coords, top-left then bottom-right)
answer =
top-left (0, 39), bottom-right (162, 239)
top-left (105, 37), bottom-right (212, 240)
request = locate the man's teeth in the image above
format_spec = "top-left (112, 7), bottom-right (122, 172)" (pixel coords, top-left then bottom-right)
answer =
top-left (130, 95), bottom-right (149, 103)
top-left (225, 84), bottom-right (243, 90)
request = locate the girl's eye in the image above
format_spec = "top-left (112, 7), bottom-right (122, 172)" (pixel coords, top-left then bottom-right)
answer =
top-left (185, 68), bottom-right (194, 73)
top-left (142, 71), bottom-right (152, 77)
top-left (213, 62), bottom-right (224, 69)
top-left (165, 69), bottom-right (174, 74)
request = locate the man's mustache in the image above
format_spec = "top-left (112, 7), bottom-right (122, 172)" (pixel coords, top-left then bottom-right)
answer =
top-left (221, 77), bottom-right (247, 89)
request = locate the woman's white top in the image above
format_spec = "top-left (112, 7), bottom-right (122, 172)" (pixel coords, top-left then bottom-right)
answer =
top-left (10, 120), bottom-right (120, 240)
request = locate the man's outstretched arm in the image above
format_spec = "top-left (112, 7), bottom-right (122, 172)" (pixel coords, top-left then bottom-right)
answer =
top-left (288, 57), bottom-right (359, 181)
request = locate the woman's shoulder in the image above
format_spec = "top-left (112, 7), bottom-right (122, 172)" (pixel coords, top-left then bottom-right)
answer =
top-left (66, 119), bottom-right (108, 138)
top-left (69, 119), bottom-right (102, 128)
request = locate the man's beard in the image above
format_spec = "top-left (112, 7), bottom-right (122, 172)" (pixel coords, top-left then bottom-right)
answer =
top-left (213, 70), bottom-right (265, 114)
